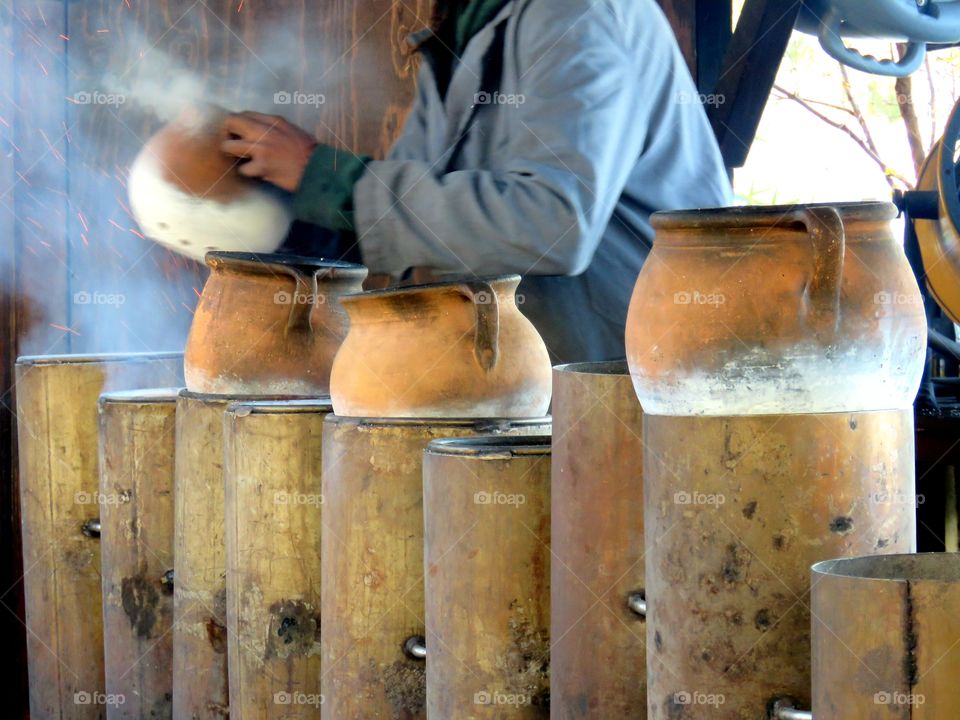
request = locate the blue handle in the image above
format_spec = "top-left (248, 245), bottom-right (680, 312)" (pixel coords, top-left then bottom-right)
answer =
top-left (818, 7), bottom-right (927, 77)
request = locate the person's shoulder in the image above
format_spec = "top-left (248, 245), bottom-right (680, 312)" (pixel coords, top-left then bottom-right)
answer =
top-left (515, 0), bottom-right (673, 46)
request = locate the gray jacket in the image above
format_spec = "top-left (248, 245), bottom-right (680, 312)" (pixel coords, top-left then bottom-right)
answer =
top-left (354, 0), bottom-right (732, 363)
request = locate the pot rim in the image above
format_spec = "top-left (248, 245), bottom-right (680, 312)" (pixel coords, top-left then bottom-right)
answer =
top-left (554, 360), bottom-right (629, 377)
top-left (811, 552), bottom-right (960, 583)
top-left (225, 398), bottom-right (334, 415)
top-left (338, 273), bottom-right (521, 304)
top-left (99, 387), bottom-right (184, 405)
top-left (651, 201), bottom-right (898, 234)
top-left (425, 435), bottom-right (552, 457)
top-left (325, 415), bottom-right (551, 429)
top-left (205, 251), bottom-right (368, 278)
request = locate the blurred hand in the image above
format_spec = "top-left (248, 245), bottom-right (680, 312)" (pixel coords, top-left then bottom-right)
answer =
top-left (221, 112), bottom-right (318, 192)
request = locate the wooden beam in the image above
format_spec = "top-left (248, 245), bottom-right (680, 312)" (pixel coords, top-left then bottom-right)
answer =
top-left (708, 0), bottom-right (801, 169)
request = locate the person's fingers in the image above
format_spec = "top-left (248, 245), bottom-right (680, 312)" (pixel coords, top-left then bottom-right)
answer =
top-left (220, 138), bottom-right (261, 158)
top-left (222, 113), bottom-right (271, 139)
top-left (236, 158), bottom-right (268, 178)
top-left (239, 111), bottom-right (287, 127)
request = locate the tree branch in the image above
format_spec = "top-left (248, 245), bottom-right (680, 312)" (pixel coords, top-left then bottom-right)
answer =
top-left (773, 84), bottom-right (913, 189)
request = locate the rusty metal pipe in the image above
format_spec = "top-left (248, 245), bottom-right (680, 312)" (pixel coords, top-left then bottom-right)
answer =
top-left (223, 398), bottom-right (333, 720)
top-left (644, 410), bottom-right (916, 719)
top-left (16, 352), bottom-right (182, 720)
top-left (99, 388), bottom-right (179, 720)
top-left (551, 362), bottom-right (647, 719)
top-left (812, 553), bottom-right (960, 718)
top-left (321, 416), bottom-right (550, 720)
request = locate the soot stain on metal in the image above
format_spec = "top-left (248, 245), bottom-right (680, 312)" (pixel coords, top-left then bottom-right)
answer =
top-left (829, 516), bottom-right (854, 534)
top-left (903, 580), bottom-right (919, 688)
top-left (382, 660), bottom-right (426, 719)
top-left (742, 500), bottom-right (758, 519)
top-left (148, 692), bottom-right (173, 718)
top-left (205, 586), bottom-right (229, 654)
top-left (266, 598), bottom-right (321, 660)
top-left (721, 543), bottom-right (746, 585)
top-left (121, 575), bottom-right (159, 639)
top-left (497, 602), bottom-right (550, 712)
top-left (654, 630), bottom-right (663, 651)
top-left (772, 534), bottom-right (787, 550)
top-left (755, 608), bottom-right (772, 631)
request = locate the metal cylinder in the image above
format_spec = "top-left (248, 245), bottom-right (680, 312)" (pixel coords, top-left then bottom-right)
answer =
top-left (321, 416), bottom-right (551, 720)
top-left (173, 391), bottom-right (237, 720)
top-left (423, 436), bottom-right (552, 719)
top-left (812, 553), bottom-right (960, 719)
top-left (99, 388), bottom-right (180, 720)
top-left (223, 399), bottom-right (333, 719)
top-left (549, 361), bottom-right (646, 719)
top-left (644, 410), bottom-right (916, 719)
top-left (15, 352), bottom-right (182, 719)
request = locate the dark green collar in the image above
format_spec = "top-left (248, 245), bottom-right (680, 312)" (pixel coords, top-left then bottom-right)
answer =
top-left (453, 0), bottom-right (511, 56)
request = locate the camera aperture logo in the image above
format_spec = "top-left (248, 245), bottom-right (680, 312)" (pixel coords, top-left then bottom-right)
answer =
top-left (474, 491), bottom-right (526, 507)
top-left (875, 691), bottom-right (924, 706)
top-left (474, 690), bottom-right (531, 706)
top-left (74, 691), bottom-right (125, 706)
top-left (275, 490), bottom-right (324, 507)
top-left (674, 490), bottom-right (725, 507)
top-left (274, 91), bottom-right (326, 108)
top-left (274, 691), bottom-right (324, 706)
top-left (673, 690), bottom-right (725, 708)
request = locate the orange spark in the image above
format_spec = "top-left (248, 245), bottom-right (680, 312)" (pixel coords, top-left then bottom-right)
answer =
top-left (77, 211), bottom-right (89, 232)
top-left (129, 228), bottom-right (145, 239)
top-left (50, 323), bottom-right (80, 336)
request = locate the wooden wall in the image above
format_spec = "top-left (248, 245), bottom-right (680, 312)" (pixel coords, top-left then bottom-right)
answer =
top-left (0, 1), bottom-right (429, 715)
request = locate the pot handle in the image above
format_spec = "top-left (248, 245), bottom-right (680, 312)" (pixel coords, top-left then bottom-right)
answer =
top-left (794, 206), bottom-right (845, 332)
top-left (457, 281), bottom-right (501, 372)
top-left (279, 267), bottom-right (317, 334)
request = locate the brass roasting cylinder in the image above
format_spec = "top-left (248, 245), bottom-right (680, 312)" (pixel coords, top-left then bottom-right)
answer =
top-left (321, 416), bottom-right (551, 720)
top-left (812, 553), bottom-right (960, 719)
top-left (99, 388), bottom-right (180, 720)
top-left (644, 410), bottom-right (916, 719)
top-left (549, 362), bottom-right (646, 719)
top-left (423, 436), bottom-right (553, 719)
top-left (172, 391), bottom-right (236, 720)
top-left (223, 399), bottom-right (333, 719)
top-left (16, 352), bottom-right (182, 720)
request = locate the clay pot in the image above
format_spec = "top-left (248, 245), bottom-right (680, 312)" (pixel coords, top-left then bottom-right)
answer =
top-left (330, 275), bottom-right (552, 418)
top-left (626, 202), bottom-right (927, 416)
top-left (129, 106), bottom-right (292, 262)
top-left (185, 251), bottom-right (367, 395)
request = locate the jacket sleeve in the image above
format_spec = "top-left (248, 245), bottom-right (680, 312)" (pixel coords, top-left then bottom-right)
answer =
top-left (353, 0), bottom-right (655, 277)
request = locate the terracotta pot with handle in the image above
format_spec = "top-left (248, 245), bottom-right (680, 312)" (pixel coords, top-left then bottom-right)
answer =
top-left (330, 275), bottom-right (552, 418)
top-left (184, 251), bottom-right (367, 396)
top-left (626, 202), bottom-right (927, 416)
